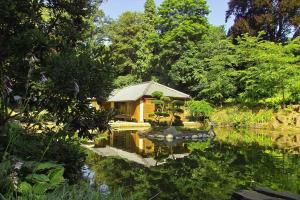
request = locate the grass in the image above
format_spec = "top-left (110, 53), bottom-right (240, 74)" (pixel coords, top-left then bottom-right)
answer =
top-left (211, 106), bottom-right (273, 128)
top-left (2, 183), bottom-right (133, 200)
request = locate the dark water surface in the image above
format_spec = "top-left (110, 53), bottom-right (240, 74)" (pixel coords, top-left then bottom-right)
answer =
top-left (84, 128), bottom-right (300, 200)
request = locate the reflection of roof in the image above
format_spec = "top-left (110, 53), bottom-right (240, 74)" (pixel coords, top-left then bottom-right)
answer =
top-left (108, 81), bottom-right (190, 102)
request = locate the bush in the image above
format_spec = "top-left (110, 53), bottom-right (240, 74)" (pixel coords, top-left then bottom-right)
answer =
top-left (211, 106), bottom-right (274, 128)
top-left (186, 100), bottom-right (214, 122)
top-left (7, 130), bottom-right (86, 183)
top-left (172, 115), bottom-right (183, 126)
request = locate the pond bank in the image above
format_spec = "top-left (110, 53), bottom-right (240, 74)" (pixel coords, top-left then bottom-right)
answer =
top-left (211, 105), bottom-right (300, 131)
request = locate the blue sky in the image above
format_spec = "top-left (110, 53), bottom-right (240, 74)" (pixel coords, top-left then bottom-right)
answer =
top-left (101, 0), bottom-right (233, 30)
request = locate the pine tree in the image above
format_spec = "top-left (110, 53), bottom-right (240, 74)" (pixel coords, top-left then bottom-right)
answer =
top-left (135, 0), bottom-right (157, 80)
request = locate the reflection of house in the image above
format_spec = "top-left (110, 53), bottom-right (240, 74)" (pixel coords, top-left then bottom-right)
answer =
top-left (110, 131), bottom-right (155, 155)
top-left (101, 81), bottom-right (191, 122)
top-left (109, 130), bottom-right (189, 157)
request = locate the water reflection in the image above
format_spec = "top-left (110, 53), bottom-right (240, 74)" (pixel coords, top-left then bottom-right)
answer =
top-left (106, 130), bottom-right (193, 158)
top-left (84, 128), bottom-right (300, 199)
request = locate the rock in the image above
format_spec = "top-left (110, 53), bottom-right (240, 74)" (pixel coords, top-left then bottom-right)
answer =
top-left (291, 105), bottom-right (300, 113)
top-left (276, 115), bottom-right (287, 124)
top-left (269, 121), bottom-right (280, 130)
top-left (166, 134), bottom-right (174, 141)
top-left (163, 127), bottom-right (179, 136)
top-left (296, 134), bottom-right (300, 142)
top-left (295, 116), bottom-right (300, 128)
top-left (295, 135), bottom-right (300, 147)
top-left (192, 135), bottom-right (199, 139)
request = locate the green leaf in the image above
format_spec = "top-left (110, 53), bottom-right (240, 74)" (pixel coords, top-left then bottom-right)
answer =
top-left (27, 174), bottom-right (50, 183)
top-left (34, 162), bottom-right (61, 172)
top-left (33, 183), bottom-right (49, 195)
top-left (49, 168), bottom-right (65, 186)
top-left (19, 182), bottom-right (33, 194)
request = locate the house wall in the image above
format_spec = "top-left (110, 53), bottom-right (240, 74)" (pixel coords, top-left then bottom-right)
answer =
top-left (134, 100), bottom-right (141, 122)
top-left (143, 98), bottom-right (155, 119)
top-left (91, 97), bottom-right (190, 123)
top-left (143, 97), bottom-right (189, 122)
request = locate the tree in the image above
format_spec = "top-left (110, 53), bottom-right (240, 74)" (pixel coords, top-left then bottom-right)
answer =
top-left (236, 34), bottom-right (300, 107)
top-left (155, 0), bottom-right (210, 83)
top-left (149, 91), bottom-right (184, 126)
top-left (226, 0), bottom-right (300, 42)
top-left (149, 91), bottom-right (170, 124)
top-left (186, 100), bottom-right (214, 122)
top-left (135, 0), bottom-right (158, 80)
top-left (109, 12), bottom-right (144, 76)
top-left (0, 0), bottom-right (114, 138)
top-left (168, 26), bottom-right (238, 104)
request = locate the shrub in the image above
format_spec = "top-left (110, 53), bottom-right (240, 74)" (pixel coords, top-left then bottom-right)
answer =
top-left (211, 106), bottom-right (274, 128)
top-left (186, 100), bottom-right (214, 122)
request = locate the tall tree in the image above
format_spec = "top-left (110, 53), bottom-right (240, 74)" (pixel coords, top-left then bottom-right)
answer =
top-left (0, 0), bottom-right (114, 137)
top-left (236, 35), bottom-right (300, 107)
top-left (135, 0), bottom-right (158, 80)
top-left (109, 12), bottom-right (144, 87)
top-left (169, 26), bottom-right (238, 104)
top-left (226, 0), bottom-right (300, 42)
top-left (110, 12), bottom-right (143, 75)
top-left (155, 0), bottom-right (210, 84)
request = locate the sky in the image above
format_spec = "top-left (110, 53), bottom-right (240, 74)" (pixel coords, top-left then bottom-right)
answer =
top-left (101, 0), bottom-right (233, 30)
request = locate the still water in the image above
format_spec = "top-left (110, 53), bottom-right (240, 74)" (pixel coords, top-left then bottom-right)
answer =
top-left (83, 128), bottom-right (300, 200)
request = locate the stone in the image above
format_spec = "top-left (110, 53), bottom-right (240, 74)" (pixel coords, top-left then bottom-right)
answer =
top-left (166, 134), bottom-right (174, 141)
top-left (295, 116), bottom-right (300, 128)
top-left (269, 121), bottom-right (279, 130)
top-left (192, 135), bottom-right (199, 139)
top-left (291, 105), bottom-right (300, 113)
top-left (163, 127), bottom-right (179, 136)
top-left (276, 115), bottom-right (286, 124)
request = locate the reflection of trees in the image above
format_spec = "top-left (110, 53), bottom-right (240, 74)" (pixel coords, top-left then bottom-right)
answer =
top-left (153, 140), bottom-right (190, 165)
top-left (85, 138), bottom-right (300, 200)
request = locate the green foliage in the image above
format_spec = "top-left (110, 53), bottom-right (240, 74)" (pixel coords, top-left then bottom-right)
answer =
top-left (236, 34), bottom-right (300, 106)
top-left (110, 11), bottom-right (144, 76)
top-left (0, 160), bottom-right (13, 195)
top-left (169, 25), bottom-right (238, 103)
top-left (149, 91), bottom-right (184, 125)
top-left (211, 106), bottom-right (274, 128)
top-left (151, 91), bottom-right (163, 99)
top-left (188, 140), bottom-right (210, 151)
top-left (135, 0), bottom-right (158, 80)
top-left (150, 91), bottom-right (170, 124)
top-left (18, 162), bottom-right (65, 198)
top-left (44, 183), bottom-right (132, 200)
top-left (155, 0), bottom-right (210, 83)
top-left (186, 100), bottom-right (214, 122)
top-left (0, 0), bottom-right (114, 139)
top-left (113, 75), bottom-right (142, 89)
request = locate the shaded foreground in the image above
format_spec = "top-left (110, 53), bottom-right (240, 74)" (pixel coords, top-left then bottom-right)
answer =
top-left (85, 128), bottom-right (300, 200)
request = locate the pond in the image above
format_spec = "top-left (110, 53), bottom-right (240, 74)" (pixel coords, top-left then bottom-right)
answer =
top-left (83, 127), bottom-right (300, 200)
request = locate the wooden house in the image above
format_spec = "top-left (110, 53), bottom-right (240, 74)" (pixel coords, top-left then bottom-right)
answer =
top-left (102, 81), bottom-right (191, 122)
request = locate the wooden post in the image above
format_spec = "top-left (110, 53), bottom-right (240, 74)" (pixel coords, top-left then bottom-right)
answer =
top-left (139, 99), bottom-right (144, 122)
